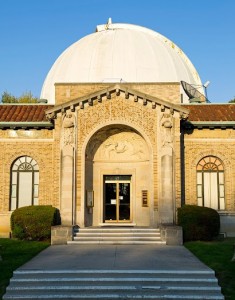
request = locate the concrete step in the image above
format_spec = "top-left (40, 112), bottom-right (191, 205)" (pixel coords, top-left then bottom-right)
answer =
top-left (74, 232), bottom-right (161, 237)
top-left (3, 270), bottom-right (224, 300)
top-left (74, 228), bottom-right (161, 235)
top-left (9, 269), bottom-right (219, 277)
top-left (3, 291), bottom-right (224, 299)
top-left (75, 228), bottom-right (161, 233)
top-left (68, 240), bottom-right (166, 244)
top-left (70, 227), bottom-right (165, 245)
top-left (73, 236), bottom-right (162, 241)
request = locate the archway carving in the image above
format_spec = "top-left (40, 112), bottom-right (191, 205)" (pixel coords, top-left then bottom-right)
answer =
top-left (84, 124), bottom-right (151, 227)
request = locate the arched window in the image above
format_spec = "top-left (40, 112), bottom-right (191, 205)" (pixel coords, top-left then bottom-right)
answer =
top-left (10, 156), bottom-right (39, 210)
top-left (197, 156), bottom-right (225, 210)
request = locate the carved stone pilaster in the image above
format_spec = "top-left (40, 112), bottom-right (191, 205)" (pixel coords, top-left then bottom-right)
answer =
top-left (60, 112), bottom-right (76, 226)
top-left (159, 112), bottom-right (174, 225)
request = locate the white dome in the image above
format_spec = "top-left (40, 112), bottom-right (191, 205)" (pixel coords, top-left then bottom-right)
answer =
top-left (41, 22), bottom-right (203, 103)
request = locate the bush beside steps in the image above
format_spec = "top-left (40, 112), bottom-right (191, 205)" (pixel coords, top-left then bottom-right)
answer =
top-left (11, 205), bottom-right (61, 241)
top-left (178, 205), bottom-right (220, 242)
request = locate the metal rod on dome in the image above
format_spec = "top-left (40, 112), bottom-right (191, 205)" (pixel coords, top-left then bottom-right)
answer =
top-left (180, 94), bottom-right (183, 103)
top-left (203, 81), bottom-right (210, 102)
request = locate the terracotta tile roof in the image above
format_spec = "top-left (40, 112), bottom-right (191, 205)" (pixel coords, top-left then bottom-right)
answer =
top-left (1, 103), bottom-right (234, 123)
top-left (0, 105), bottom-right (54, 122)
top-left (182, 104), bottom-right (235, 122)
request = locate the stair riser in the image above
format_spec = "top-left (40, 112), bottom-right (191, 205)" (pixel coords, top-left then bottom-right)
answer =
top-left (68, 241), bottom-right (166, 244)
top-left (2, 297), bottom-right (225, 300)
top-left (13, 270), bottom-right (215, 275)
top-left (75, 234), bottom-right (161, 237)
top-left (10, 278), bottom-right (218, 284)
top-left (11, 273), bottom-right (216, 279)
top-left (74, 237), bottom-right (162, 241)
top-left (7, 285), bottom-right (221, 291)
top-left (4, 293), bottom-right (223, 298)
top-left (76, 229), bottom-right (161, 232)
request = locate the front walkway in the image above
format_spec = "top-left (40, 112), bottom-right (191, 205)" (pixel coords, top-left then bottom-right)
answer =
top-left (4, 244), bottom-right (224, 299)
top-left (19, 244), bottom-right (210, 271)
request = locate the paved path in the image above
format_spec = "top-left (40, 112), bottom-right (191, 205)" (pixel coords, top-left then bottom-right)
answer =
top-left (19, 244), bottom-right (210, 271)
top-left (4, 245), bottom-right (224, 299)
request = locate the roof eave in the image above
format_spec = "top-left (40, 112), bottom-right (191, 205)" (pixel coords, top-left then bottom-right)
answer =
top-left (185, 121), bottom-right (235, 129)
top-left (0, 122), bottom-right (54, 130)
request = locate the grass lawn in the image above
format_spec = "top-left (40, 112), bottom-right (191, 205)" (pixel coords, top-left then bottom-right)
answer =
top-left (0, 238), bottom-right (50, 300)
top-left (185, 238), bottom-right (235, 300)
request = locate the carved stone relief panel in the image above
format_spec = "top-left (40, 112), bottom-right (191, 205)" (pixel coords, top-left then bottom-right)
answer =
top-left (160, 112), bottom-right (173, 149)
top-left (86, 127), bottom-right (149, 161)
top-left (78, 96), bottom-right (157, 147)
top-left (61, 112), bottom-right (75, 148)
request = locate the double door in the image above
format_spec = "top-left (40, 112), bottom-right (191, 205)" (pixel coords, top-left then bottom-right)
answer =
top-left (104, 175), bottom-right (131, 222)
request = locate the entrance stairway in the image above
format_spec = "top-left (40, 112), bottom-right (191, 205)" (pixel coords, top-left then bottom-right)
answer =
top-left (3, 269), bottom-right (224, 299)
top-left (68, 227), bottom-right (166, 245)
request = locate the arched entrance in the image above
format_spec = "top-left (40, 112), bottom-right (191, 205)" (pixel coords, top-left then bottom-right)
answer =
top-left (84, 124), bottom-right (152, 226)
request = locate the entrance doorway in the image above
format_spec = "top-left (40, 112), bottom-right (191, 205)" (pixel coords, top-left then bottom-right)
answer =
top-left (104, 175), bottom-right (131, 222)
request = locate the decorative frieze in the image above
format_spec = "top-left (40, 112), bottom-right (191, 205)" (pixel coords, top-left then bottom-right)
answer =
top-left (46, 84), bottom-right (189, 122)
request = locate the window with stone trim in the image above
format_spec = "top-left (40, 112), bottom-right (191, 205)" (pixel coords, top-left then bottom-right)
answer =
top-left (196, 156), bottom-right (225, 210)
top-left (10, 156), bottom-right (39, 210)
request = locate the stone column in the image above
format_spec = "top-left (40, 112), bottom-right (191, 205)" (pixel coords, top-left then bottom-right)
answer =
top-left (60, 112), bottom-right (75, 225)
top-left (159, 112), bottom-right (174, 225)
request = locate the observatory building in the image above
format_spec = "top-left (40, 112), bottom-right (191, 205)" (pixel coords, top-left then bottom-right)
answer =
top-left (0, 21), bottom-right (235, 239)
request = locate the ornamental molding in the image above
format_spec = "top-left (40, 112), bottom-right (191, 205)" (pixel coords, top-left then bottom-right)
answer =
top-left (45, 84), bottom-right (189, 121)
top-left (160, 112), bottom-right (174, 149)
top-left (61, 112), bottom-right (75, 148)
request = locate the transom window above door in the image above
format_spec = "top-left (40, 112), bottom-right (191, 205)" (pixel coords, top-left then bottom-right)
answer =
top-left (104, 175), bottom-right (131, 181)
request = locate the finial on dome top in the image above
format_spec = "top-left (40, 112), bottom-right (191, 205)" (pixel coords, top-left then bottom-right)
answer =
top-left (105, 17), bottom-right (112, 30)
top-left (96, 18), bottom-right (113, 32)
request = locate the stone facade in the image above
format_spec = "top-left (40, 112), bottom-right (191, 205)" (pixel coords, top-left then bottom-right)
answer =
top-left (182, 126), bottom-right (235, 236)
top-left (52, 83), bottom-right (186, 229)
top-left (183, 128), bottom-right (235, 210)
top-left (0, 83), bottom-right (235, 237)
top-left (0, 129), bottom-right (60, 236)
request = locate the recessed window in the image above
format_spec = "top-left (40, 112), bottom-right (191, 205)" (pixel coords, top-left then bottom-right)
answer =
top-left (10, 156), bottom-right (39, 210)
top-left (197, 156), bottom-right (225, 210)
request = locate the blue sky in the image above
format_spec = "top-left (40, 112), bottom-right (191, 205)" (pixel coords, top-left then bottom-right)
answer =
top-left (0, 0), bottom-right (234, 103)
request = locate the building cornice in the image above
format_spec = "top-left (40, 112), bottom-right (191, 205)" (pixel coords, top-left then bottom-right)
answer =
top-left (46, 84), bottom-right (189, 120)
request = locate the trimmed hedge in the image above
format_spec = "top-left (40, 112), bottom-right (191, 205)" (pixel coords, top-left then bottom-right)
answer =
top-left (178, 205), bottom-right (220, 242)
top-left (11, 205), bottom-right (61, 241)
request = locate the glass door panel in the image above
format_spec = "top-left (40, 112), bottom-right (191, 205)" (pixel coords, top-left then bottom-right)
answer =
top-left (104, 176), bottom-right (131, 222)
top-left (119, 183), bottom-right (130, 221)
top-left (104, 183), bottom-right (117, 221)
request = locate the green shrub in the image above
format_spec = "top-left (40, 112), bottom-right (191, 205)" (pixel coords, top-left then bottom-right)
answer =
top-left (178, 205), bottom-right (220, 242)
top-left (11, 205), bottom-right (61, 241)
